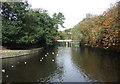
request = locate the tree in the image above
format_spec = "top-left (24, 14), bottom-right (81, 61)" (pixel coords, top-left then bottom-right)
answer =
top-left (2, 2), bottom-right (29, 45)
top-left (53, 12), bottom-right (65, 29)
top-left (71, 1), bottom-right (120, 49)
top-left (2, 2), bottom-right (65, 47)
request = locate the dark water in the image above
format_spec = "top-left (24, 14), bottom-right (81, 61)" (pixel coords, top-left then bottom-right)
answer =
top-left (2, 46), bottom-right (120, 82)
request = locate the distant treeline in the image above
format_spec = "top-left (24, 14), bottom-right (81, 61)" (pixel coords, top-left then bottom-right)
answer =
top-left (1, 1), bottom-right (65, 48)
top-left (71, 1), bottom-right (120, 49)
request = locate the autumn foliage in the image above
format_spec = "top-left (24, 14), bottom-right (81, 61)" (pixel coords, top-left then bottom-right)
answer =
top-left (72, 1), bottom-right (120, 50)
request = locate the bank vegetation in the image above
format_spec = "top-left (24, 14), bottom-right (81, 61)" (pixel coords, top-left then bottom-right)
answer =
top-left (1, 1), bottom-right (65, 49)
top-left (71, 1), bottom-right (120, 50)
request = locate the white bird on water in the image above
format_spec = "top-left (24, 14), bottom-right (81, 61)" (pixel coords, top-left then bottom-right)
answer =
top-left (52, 59), bottom-right (55, 61)
top-left (11, 65), bottom-right (14, 68)
top-left (25, 62), bottom-right (27, 64)
top-left (6, 75), bottom-right (8, 78)
top-left (45, 55), bottom-right (47, 57)
top-left (47, 53), bottom-right (49, 55)
top-left (40, 59), bottom-right (42, 61)
top-left (2, 69), bottom-right (5, 73)
top-left (52, 52), bottom-right (55, 54)
top-left (42, 57), bottom-right (44, 59)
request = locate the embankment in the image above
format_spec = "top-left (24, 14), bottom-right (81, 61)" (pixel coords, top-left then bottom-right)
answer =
top-left (0, 48), bottom-right (43, 59)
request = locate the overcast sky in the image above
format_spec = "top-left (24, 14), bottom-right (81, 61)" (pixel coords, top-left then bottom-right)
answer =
top-left (28, 0), bottom-right (117, 31)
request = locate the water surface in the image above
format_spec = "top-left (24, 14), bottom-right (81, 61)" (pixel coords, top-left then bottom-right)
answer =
top-left (2, 46), bottom-right (120, 82)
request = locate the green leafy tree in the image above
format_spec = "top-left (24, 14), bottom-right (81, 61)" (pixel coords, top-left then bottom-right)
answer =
top-left (2, 2), bottom-right (29, 45)
top-left (2, 2), bottom-right (65, 48)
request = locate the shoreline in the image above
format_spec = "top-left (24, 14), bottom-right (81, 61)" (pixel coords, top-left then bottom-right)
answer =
top-left (82, 44), bottom-right (120, 53)
top-left (0, 47), bottom-right (43, 59)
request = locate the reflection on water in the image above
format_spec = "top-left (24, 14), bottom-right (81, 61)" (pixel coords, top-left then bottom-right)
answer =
top-left (72, 47), bottom-right (120, 82)
top-left (2, 46), bottom-right (120, 82)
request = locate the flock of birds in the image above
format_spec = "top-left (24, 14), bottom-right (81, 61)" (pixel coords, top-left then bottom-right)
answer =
top-left (2, 51), bottom-right (59, 78)
top-left (39, 52), bottom-right (58, 62)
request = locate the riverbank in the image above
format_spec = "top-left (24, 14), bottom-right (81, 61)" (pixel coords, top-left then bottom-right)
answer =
top-left (0, 48), bottom-right (43, 59)
top-left (83, 44), bottom-right (120, 53)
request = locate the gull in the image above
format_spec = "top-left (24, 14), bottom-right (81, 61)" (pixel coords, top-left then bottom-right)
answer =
top-left (40, 59), bottom-right (42, 61)
top-left (2, 69), bottom-right (5, 73)
top-left (52, 59), bottom-right (54, 61)
top-left (6, 75), bottom-right (8, 77)
top-left (47, 53), bottom-right (49, 55)
top-left (25, 62), bottom-right (27, 64)
top-left (42, 57), bottom-right (44, 59)
top-left (11, 65), bottom-right (14, 68)
top-left (52, 52), bottom-right (54, 54)
top-left (45, 55), bottom-right (47, 57)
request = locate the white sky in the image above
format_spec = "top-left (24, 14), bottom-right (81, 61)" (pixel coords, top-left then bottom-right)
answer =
top-left (28, 0), bottom-right (117, 31)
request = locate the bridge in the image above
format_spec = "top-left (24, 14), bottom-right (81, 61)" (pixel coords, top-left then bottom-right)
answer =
top-left (57, 40), bottom-right (81, 47)
top-left (57, 40), bottom-right (80, 42)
